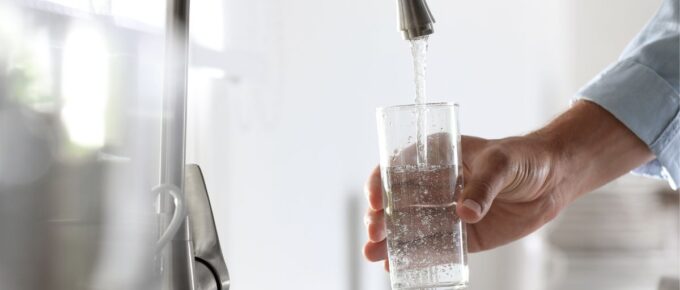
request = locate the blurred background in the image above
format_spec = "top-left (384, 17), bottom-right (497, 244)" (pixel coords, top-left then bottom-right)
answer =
top-left (0, 0), bottom-right (678, 289)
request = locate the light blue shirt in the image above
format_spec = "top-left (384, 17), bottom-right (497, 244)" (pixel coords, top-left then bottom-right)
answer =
top-left (577, 0), bottom-right (680, 189)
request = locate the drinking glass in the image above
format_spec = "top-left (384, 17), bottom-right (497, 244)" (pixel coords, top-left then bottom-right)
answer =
top-left (376, 102), bottom-right (468, 289)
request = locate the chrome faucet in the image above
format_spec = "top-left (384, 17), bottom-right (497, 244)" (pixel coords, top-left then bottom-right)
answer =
top-left (397, 0), bottom-right (436, 40)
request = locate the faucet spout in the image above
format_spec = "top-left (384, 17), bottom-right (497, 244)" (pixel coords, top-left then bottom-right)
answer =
top-left (397, 0), bottom-right (435, 40)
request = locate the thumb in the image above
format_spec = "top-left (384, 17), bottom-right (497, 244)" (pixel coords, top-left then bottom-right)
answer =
top-left (457, 149), bottom-right (511, 223)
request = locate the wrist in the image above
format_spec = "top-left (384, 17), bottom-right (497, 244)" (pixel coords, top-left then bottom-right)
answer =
top-left (531, 100), bottom-right (654, 200)
top-left (521, 130), bottom-right (574, 204)
top-left (528, 124), bottom-right (581, 203)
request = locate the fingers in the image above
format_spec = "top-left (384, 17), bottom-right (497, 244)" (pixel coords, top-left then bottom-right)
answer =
top-left (364, 166), bottom-right (388, 264)
top-left (457, 148), bottom-right (511, 223)
top-left (363, 240), bottom-right (387, 262)
top-left (364, 210), bottom-right (388, 268)
top-left (364, 166), bottom-right (383, 210)
top-left (364, 209), bottom-right (386, 242)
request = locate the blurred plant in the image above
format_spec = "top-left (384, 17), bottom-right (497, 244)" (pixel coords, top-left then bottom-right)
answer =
top-left (6, 38), bottom-right (56, 110)
top-left (0, 4), bottom-right (56, 111)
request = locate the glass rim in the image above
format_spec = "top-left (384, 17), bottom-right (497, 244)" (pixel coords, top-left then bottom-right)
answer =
top-left (376, 102), bottom-right (459, 113)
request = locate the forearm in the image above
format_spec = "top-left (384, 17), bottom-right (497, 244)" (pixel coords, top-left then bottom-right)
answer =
top-left (534, 100), bottom-right (654, 201)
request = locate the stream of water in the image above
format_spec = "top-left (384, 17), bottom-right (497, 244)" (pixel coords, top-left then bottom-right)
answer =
top-left (410, 36), bottom-right (429, 166)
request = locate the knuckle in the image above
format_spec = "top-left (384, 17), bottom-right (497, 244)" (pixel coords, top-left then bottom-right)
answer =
top-left (362, 244), bottom-right (373, 259)
top-left (364, 209), bottom-right (383, 225)
top-left (365, 166), bottom-right (380, 194)
top-left (474, 181), bottom-right (495, 197)
top-left (541, 192), bottom-right (564, 222)
top-left (363, 211), bottom-right (372, 226)
top-left (466, 179), bottom-right (496, 205)
top-left (486, 147), bottom-right (511, 171)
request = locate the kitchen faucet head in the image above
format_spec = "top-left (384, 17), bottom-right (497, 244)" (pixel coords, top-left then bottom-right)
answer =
top-left (398, 0), bottom-right (435, 40)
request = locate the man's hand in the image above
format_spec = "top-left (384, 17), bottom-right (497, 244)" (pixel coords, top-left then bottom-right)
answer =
top-left (364, 134), bottom-right (564, 269)
top-left (363, 101), bottom-right (654, 270)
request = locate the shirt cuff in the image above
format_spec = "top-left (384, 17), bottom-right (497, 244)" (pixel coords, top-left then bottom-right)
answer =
top-left (576, 59), bottom-right (680, 189)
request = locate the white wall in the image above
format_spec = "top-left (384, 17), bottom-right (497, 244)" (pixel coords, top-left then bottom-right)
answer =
top-left (185, 0), bottom-right (663, 289)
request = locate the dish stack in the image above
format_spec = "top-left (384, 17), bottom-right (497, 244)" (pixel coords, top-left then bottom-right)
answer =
top-left (548, 175), bottom-right (679, 290)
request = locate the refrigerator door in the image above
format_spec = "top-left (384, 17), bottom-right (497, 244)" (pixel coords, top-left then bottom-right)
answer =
top-left (0, 0), bottom-right (192, 289)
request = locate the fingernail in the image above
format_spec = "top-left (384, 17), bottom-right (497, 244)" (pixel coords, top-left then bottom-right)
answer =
top-left (463, 199), bottom-right (482, 216)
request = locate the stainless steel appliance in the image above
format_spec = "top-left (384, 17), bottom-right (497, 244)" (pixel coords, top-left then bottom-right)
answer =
top-left (0, 0), bottom-right (230, 288)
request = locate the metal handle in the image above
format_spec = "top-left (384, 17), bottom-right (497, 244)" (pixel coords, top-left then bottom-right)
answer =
top-left (185, 164), bottom-right (230, 290)
top-left (153, 184), bottom-right (188, 254)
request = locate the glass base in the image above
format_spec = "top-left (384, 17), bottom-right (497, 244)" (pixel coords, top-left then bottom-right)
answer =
top-left (393, 282), bottom-right (469, 290)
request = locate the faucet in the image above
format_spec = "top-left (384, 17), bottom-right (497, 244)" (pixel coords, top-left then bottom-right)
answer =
top-left (397, 0), bottom-right (436, 40)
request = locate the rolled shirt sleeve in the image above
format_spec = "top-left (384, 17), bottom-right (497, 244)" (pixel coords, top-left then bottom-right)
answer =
top-left (576, 0), bottom-right (680, 189)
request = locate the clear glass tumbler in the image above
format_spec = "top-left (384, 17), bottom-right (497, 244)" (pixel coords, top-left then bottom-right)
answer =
top-left (376, 103), bottom-right (468, 290)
